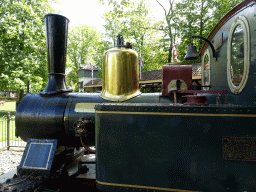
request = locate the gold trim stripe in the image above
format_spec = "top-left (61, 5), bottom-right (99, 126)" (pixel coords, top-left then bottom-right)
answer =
top-left (95, 111), bottom-right (256, 117)
top-left (139, 79), bottom-right (162, 84)
top-left (96, 180), bottom-right (201, 192)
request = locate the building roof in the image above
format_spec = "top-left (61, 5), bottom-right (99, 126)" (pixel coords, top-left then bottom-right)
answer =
top-left (86, 79), bottom-right (102, 86)
top-left (84, 64), bottom-right (201, 87)
top-left (78, 63), bottom-right (98, 71)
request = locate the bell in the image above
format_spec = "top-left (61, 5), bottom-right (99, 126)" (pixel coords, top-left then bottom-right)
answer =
top-left (184, 43), bottom-right (199, 60)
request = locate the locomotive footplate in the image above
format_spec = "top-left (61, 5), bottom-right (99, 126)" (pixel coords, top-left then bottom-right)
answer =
top-left (0, 173), bottom-right (45, 192)
top-left (0, 139), bottom-right (91, 192)
top-left (66, 153), bottom-right (96, 179)
top-left (0, 139), bottom-right (58, 191)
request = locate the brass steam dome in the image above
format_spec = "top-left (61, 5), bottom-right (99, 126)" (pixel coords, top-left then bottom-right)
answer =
top-left (100, 35), bottom-right (141, 102)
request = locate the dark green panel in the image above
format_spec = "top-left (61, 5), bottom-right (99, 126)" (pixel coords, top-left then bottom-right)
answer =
top-left (96, 104), bottom-right (256, 192)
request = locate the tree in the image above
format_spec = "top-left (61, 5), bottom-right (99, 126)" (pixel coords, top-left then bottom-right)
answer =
top-left (103, 11), bottom-right (123, 47)
top-left (92, 39), bottom-right (112, 79)
top-left (155, 0), bottom-right (244, 64)
top-left (66, 25), bottom-right (104, 87)
top-left (212, 0), bottom-right (244, 22)
top-left (0, 0), bottom-right (54, 92)
top-left (155, 0), bottom-right (176, 63)
top-left (101, 0), bottom-right (168, 72)
top-left (173, 0), bottom-right (215, 64)
top-left (173, 0), bottom-right (244, 64)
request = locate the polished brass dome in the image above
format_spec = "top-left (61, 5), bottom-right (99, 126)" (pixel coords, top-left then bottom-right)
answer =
top-left (100, 46), bottom-right (141, 102)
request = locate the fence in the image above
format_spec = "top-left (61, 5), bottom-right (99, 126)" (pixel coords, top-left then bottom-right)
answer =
top-left (0, 112), bottom-right (26, 150)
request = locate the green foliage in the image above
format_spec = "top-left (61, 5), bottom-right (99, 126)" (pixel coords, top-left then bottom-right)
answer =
top-left (66, 25), bottom-right (107, 87)
top-left (155, 0), bottom-right (175, 63)
top-left (212, 0), bottom-right (244, 22)
top-left (170, 0), bottom-right (244, 64)
top-left (67, 25), bottom-right (102, 69)
top-left (170, 0), bottom-right (214, 64)
top-left (231, 25), bottom-right (244, 76)
top-left (102, 0), bottom-right (168, 72)
top-left (140, 35), bottom-right (168, 71)
top-left (102, 0), bottom-right (244, 69)
top-left (0, 0), bottom-right (244, 92)
top-left (0, 0), bottom-right (54, 92)
top-left (92, 40), bottom-right (112, 79)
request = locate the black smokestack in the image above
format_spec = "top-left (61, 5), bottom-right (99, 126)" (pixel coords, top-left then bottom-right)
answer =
top-left (41, 14), bottom-right (71, 95)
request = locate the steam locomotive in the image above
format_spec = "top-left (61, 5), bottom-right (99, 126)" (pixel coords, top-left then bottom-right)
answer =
top-left (1, 0), bottom-right (256, 191)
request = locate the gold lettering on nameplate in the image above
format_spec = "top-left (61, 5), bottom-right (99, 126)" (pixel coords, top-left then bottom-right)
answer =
top-left (223, 137), bottom-right (256, 161)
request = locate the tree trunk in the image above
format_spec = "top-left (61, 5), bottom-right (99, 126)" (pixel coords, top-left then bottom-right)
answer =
top-left (167, 22), bottom-right (173, 63)
top-left (199, 0), bottom-right (204, 48)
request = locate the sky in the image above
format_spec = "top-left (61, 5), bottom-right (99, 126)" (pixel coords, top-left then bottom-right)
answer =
top-left (51, 0), bottom-right (168, 32)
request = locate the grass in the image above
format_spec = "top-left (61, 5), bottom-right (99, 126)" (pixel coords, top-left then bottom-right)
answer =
top-left (0, 101), bottom-right (19, 142)
top-left (0, 101), bottom-right (16, 120)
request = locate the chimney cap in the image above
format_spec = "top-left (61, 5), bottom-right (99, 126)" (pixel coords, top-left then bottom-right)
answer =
top-left (44, 13), bottom-right (70, 22)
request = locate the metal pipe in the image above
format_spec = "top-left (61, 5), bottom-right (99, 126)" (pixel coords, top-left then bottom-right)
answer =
top-left (192, 35), bottom-right (217, 59)
top-left (7, 112), bottom-right (10, 150)
top-left (41, 14), bottom-right (71, 95)
top-left (27, 80), bottom-right (29, 93)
